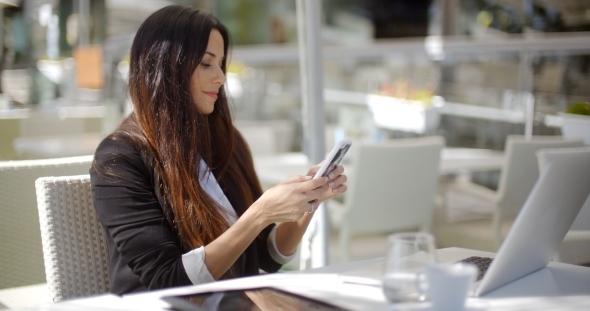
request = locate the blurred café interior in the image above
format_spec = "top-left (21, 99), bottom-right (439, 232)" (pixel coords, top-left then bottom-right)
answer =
top-left (1, 0), bottom-right (590, 308)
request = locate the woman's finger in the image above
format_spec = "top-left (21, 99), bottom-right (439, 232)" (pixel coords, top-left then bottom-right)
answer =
top-left (279, 175), bottom-right (311, 185)
top-left (332, 184), bottom-right (347, 194)
top-left (304, 183), bottom-right (328, 202)
top-left (298, 176), bottom-right (328, 192)
top-left (327, 174), bottom-right (347, 188)
top-left (307, 161), bottom-right (324, 176)
top-left (326, 165), bottom-right (345, 180)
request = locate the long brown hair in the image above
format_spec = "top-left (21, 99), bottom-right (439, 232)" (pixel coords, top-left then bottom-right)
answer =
top-left (116, 5), bottom-right (262, 250)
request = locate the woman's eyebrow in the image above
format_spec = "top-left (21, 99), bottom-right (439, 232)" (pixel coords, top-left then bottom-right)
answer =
top-left (205, 51), bottom-right (224, 60)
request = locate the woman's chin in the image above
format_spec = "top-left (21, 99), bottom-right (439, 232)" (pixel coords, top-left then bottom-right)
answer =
top-left (197, 105), bottom-right (215, 115)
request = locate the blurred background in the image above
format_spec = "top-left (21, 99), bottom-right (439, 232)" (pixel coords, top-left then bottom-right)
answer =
top-left (0, 0), bottom-right (589, 161)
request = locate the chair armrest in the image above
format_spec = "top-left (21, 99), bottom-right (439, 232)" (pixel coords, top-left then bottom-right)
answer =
top-left (326, 199), bottom-right (348, 229)
top-left (563, 230), bottom-right (590, 243)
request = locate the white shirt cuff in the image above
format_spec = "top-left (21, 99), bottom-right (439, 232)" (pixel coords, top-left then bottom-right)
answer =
top-left (267, 225), bottom-right (297, 264)
top-left (182, 246), bottom-right (215, 285)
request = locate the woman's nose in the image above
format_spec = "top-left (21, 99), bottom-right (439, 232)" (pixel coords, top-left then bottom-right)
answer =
top-left (214, 66), bottom-right (226, 85)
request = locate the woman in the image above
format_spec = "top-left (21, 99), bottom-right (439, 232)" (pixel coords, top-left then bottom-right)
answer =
top-left (90, 5), bottom-right (347, 295)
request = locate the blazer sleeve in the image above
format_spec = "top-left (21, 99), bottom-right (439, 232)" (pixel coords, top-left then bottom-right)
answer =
top-left (90, 137), bottom-right (193, 290)
top-left (256, 223), bottom-right (283, 273)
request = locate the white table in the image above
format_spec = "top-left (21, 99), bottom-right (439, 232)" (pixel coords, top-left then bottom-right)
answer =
top-left (254, 148), bottom-right (504, 189)
top-left (439, 148), bottom-right (504, 175)
top-left (14, 248), bottom-right (590, 311)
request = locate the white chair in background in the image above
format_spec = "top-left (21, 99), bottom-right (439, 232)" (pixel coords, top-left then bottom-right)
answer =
top-left (435, 135), bottom-right (584, 252)
top-left (36, 175), bottom-right (110, 302)
top-left (0, 155), bottom-right (93, 290)
top-left (328, 136), bottom-right (444, 262)
top-left (537, 147), bottom-right (590, 265)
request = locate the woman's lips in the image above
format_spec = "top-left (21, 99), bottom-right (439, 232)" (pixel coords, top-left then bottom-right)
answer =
top-left (204, 92), bottom-right (218, 100)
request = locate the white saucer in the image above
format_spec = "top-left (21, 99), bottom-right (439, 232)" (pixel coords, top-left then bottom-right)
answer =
top-left (388, 299), bottom-right (489, 311)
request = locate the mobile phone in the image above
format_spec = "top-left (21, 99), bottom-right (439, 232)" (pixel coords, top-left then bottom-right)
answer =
top-left (313, 139), bottom-right (352, 179)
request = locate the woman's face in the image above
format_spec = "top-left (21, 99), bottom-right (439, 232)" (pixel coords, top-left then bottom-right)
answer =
top-left (191, 29), bottom-right (226, 114)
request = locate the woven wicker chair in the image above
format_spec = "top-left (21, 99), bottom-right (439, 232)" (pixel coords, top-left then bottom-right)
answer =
top-left (0, 155), bottom-right (93, 290)
top-left (36, 175), bottom-right (110, 302)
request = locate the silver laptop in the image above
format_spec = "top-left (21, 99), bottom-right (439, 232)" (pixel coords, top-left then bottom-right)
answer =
top-left (473, 149), bottom-right (590, 296)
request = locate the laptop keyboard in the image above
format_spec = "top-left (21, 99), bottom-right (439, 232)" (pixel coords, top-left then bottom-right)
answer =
top-left (457, 256), bottom-right (494, 281)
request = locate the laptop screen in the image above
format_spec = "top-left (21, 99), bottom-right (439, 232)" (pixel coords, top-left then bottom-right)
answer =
top-left (476, 150), bottom-right (590, 296)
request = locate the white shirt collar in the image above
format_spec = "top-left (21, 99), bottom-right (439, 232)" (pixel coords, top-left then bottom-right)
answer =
top-left (198, 159), bottom-right (238, 225)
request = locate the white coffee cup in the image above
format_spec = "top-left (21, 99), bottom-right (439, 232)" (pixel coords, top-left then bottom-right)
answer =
top-left (416, 262), bottom-right (477, 311)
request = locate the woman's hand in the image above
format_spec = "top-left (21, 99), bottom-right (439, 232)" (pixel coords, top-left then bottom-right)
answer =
top-left (204, 175), bottom-right (327, 279)
top-left (252, 175), bottom-right (328, 225)
top-left (307, 162), bottom-right (348, 204)
top-left (254, 166), bottom-right (346, 257)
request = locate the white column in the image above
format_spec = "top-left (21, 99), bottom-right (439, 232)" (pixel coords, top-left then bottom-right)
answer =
top-left (78, 0), bottom-right (90, 46)
top-left (296, 0), bottom-right (328, 268)
top-left (519, 51), bottom-right (534, 139)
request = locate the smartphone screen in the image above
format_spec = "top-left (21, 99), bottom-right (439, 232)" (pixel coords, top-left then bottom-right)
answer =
top-left (314, 140), bottom-right (352, 179)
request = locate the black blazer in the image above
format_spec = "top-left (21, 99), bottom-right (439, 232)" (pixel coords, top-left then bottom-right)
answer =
top-left (90, 134), bottom-right (281, 295)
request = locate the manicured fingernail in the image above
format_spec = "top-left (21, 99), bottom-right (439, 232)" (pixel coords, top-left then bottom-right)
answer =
top-left (332, 188), bottom-right (339, 193)
top-left (328, 182), bottom-right (334, 187)
top-left (329, 173), bottom-right (334, 179)
top-left (324, 176), bottom-right (329, 182)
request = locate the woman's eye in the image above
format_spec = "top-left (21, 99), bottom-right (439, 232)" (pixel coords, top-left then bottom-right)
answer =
top-left (200, 63), bottom-right (211, 67)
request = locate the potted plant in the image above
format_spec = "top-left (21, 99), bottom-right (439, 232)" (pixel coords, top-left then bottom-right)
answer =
top-left (559, 101), bottom-right (590, 145)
